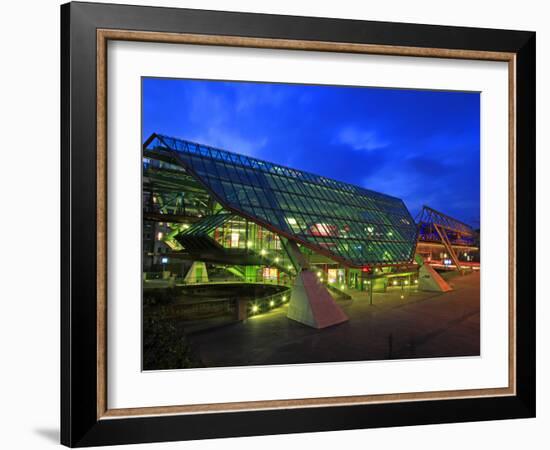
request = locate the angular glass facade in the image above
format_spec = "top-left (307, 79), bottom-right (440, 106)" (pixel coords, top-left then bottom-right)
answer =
top-left (144, 133), bottom-right (418, 267)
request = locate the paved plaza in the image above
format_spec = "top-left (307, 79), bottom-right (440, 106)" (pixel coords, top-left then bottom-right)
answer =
top-left (188, 271), bottom-right (480, 367)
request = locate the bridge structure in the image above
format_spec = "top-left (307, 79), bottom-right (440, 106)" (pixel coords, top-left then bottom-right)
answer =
top-left (415, 206), bottom-right (479, 272)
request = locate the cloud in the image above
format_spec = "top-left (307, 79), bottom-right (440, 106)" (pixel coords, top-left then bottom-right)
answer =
top-left (233, 83), bottom-right (292, 113)
top-left (187, 127), bottom-right (268, 158)
top-left (362, 161), bottom-right (479, 225)
top-left (335, 126), bottom-right (389, 151)
top-left (176, 83), bottom-right (270, 157)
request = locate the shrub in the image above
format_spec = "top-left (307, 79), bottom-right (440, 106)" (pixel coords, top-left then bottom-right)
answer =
top-left (142, 316), bottom-right (203, 370)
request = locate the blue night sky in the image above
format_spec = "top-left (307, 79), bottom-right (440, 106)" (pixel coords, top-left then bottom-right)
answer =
top-left (143, 78), bottom-right (480, 226)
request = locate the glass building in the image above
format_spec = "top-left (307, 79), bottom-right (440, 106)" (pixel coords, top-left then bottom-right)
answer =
top-left (143, 133), bottom-right (418, 271)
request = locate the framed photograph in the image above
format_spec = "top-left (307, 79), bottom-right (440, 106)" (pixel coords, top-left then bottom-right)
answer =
top-left (61, 1), bottom-right (536, 447)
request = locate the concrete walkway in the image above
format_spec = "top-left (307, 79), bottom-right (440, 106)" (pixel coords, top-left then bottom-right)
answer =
top-left (188, 271), bottom-right (480, 367)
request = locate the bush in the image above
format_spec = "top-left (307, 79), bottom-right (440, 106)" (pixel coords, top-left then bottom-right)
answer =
top-left (142, 316), bottom-right (203, 370)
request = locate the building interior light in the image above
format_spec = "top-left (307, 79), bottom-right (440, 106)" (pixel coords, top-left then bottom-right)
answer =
top-left (230, 232), bottom-right (239, 247)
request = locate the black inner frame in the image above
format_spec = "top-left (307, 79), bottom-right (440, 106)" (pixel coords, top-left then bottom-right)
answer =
top-left (61, 2), bottom-right (536, 447)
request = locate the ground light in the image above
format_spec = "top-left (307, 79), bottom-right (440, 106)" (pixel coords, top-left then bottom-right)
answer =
top-left (269, 300), bottom-right (275, 307)
top-left (251, 305), bottom-right (259, 314)
top-left (282, 295), bottom-right (287, 302)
